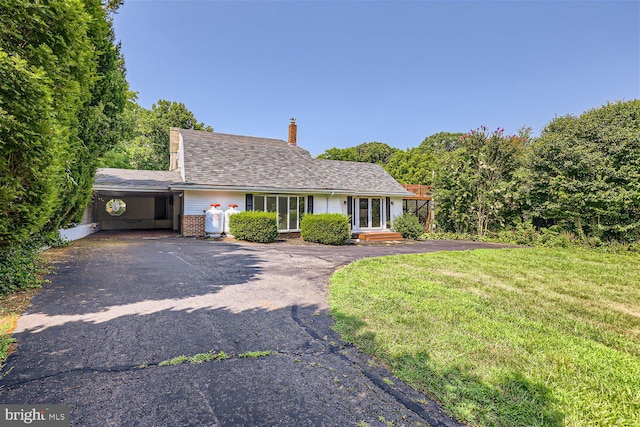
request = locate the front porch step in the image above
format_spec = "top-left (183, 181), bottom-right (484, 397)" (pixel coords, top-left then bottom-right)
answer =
top-left (357, 232), bottom-right (404, 241)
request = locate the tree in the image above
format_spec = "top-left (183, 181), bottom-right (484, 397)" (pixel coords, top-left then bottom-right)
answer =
top-left (317, 147), bottom-right (358, 161)
top-left (318, 142), bottom-right (398, 164)
top-left (0, 0), bottom-right (128, 243)
top-left (384, 148), bottom-right (438, 185)
top-left (418, 132), bottom-right (464, 154)
top-left (353, 142), bottom-right (399, 164)
top-left (100, 99), bottom-right (213, 170)
top-left (0, 0), bottom-right (129, 292)
top-left (527, 100), bottom-right (640, 241)
top-left (51, 0), bottom-right (131, 231)
top-left (434, 127), bottom-right (527, 235)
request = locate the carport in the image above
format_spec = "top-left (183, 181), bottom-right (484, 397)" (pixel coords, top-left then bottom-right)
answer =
top-left (92, 169), bottom-right (183, 231)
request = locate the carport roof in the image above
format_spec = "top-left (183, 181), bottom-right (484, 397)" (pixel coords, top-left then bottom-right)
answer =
top-left (94, 169), bottom-right (181, 192)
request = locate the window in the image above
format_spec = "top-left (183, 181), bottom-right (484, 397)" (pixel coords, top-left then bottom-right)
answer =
top-left (289, 197), bottom-right (298, 231)
top-left (359, 198), bottom-right (369, 228)
top-left (371, 198), bottom-right (381, 228)
top-left (278, 198), bottom-right (288, 230)
top-left (252, 195), bottom-right (306, 231)
top-left (254, 195), bottom-right (264, 212)
top-left (106, 199), bottom-right (126, 216)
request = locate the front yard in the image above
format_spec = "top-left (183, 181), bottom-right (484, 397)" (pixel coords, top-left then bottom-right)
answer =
top-left (329, 247), bottom-right (640, 426)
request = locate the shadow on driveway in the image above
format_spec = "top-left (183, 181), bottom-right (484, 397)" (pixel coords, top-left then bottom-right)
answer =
top-left (0, 232), bottom-right (507, 426)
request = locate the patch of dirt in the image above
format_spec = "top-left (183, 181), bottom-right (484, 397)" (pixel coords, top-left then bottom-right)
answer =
top-left (1, 287), bottom-right (39, 360)
top-left (88, 230), bottom-right (181, 240)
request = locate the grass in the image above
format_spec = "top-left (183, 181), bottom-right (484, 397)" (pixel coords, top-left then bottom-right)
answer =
top-left (0, 288), bottom-right (39, 364)
top-left (159, 351), bottom-right (230, 366)
top-left (158, 350), bottom-right (273, 367)
top-left (329, 247), bottom-right (640, 426)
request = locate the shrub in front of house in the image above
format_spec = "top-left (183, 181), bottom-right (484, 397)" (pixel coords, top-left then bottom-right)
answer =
top-left (392, 213), bottom-right (424, 240)
top-left (228, 211), bottom-right (278, 243)
top-left (301, 213), bottom-right (350, 245)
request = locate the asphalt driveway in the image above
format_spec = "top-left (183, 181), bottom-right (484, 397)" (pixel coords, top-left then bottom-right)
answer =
top-left (1, 232), bottom-right (506, 426)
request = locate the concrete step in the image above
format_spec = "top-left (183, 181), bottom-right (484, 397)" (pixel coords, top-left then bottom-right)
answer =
top-left (358, 232), bottom-right (404, 241)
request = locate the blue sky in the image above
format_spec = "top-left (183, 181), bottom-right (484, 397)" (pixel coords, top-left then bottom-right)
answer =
top-left (113, 0), bottom-right (639, 156)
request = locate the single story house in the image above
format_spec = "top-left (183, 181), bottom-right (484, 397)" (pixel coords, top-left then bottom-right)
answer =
top-left (92, 121), bottom-right (413, 237)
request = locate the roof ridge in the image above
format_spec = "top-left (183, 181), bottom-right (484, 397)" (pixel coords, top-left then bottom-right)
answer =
top-left (179, 128), bottom-right (288, 144)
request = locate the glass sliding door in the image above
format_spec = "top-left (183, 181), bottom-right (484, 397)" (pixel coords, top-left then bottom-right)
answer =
top-left (278, 197), bottom-right (288, 230)
top-left (288, 196), bottom-right (299, 231)
top-left (266, 196), bottom-right (276, 213)
top-left (252, 194), bottom-right (305, 231)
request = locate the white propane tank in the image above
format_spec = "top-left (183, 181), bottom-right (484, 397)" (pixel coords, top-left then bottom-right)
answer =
top-left (205, 203), bottom-right (224, 237)
top-left (224, 204), bottom-right (241, 237)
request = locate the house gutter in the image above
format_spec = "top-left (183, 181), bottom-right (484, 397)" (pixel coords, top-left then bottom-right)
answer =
top-left (93, 186), bottom-right (177, 193)
top-left (169, 184), bottom-right (412, 197)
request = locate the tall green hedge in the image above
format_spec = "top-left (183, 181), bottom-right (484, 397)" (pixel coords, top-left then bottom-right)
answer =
top-left (0, 0), bottom-right (129, 293)
top-left (228, 211), bottom-right (278, 243)
top-left (301, 213), bottom-right (351, 245)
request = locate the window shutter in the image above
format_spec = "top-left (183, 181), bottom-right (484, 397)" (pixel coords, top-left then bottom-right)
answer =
top-left (246, 194), bottom-right (253, 211)
top-left (347, 196), bottom-right (353, 225)
top-left (307, 196), bottom-right (314, 214)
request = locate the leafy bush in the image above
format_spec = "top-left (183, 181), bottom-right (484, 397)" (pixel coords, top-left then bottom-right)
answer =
top-left (228, 211), bottom-right (278, 243)
top-left (391, 213), bottom-right (424, 240)
top-left (301, 214), bottom-right (350, 245)
top-left (0, 240), bottom-right (48, 296)
top-left (492, 221), bottom-right (538, 245)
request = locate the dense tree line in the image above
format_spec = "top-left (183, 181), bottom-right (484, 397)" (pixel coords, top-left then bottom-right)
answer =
top-left (526, 100), bottom-right (640, 241)
top-left (318, 100), bottom-right (640, 242)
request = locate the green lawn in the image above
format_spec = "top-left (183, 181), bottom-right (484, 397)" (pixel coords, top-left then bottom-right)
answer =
top-left (329, 247), bottom-right (640, 426)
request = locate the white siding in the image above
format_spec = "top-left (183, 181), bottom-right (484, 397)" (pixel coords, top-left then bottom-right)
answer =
top-left (310, 194), bottom-right (344, 215)
top-left (184, 191), bottom-right (402, 231)
top-left (340, 196), bottom-right (349, 216)
top-left (390, 197), bottom-right (404, 221)
top-left (327, 195), bottom-right (343, 214)
top-left (312, 195), bottom-right (328, 214)
top-left (184, 191), bottom-right (245, 215)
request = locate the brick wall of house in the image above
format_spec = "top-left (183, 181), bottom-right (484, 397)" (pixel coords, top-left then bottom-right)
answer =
top-left (181, 215), bottom-right (205, 237)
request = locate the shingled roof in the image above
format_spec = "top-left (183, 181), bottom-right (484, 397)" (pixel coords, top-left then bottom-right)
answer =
top-left (175, 129), bottom-right (412, 197)
top-left (94, 169), bottom-right (181, 191)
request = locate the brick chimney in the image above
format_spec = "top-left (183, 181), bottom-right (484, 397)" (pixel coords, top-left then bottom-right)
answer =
top-left (288, 118), bottom-right (297, 147)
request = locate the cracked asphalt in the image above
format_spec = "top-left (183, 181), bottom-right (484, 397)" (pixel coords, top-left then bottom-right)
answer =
top-left (0, 231), bottom-right (506, 426)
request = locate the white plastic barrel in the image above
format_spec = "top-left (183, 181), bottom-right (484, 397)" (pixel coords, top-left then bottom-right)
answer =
top-left (224, 204), bottom-right (241, 237)
top-left (205, 204), bottom-right (224, 237)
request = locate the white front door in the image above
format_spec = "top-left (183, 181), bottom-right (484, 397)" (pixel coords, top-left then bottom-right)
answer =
top-left (356, 197), bottom-right (382, 229)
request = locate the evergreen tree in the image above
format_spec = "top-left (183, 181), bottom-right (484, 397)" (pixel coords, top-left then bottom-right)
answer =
top-left (0, 0), bottom-right (129, 241)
